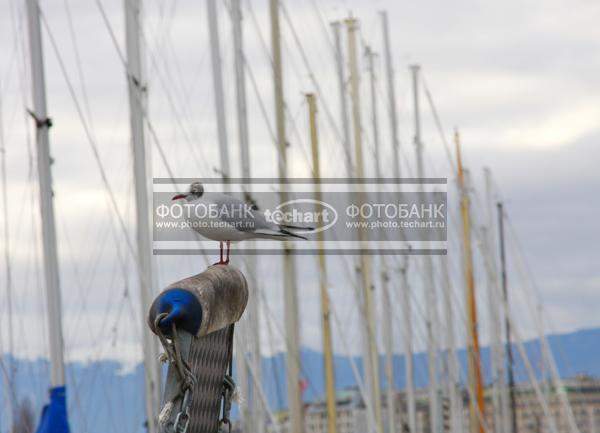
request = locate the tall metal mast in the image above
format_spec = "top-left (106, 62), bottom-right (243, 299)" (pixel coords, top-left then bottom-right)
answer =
top-left (207, 0), bottom-right (230, 185)
top-left (366, 47), bottom-right (380, 171)
top-left (456, 130), bottom-right (485, 433)
top-left (270, 1), bottom-right (303, 432)
top-left (331, 21), bottom-right (353, 177)
top-left (25, 0), bottom-right (66, 392)
top-left (380, 14), bottom-right (414, 432)
top-left (232, 1), bottom-right (264, 431)
top-left (346, 18), bottom-right (383, 433)
top-left (410, 64), bottom-right (440, 433)
top-left (124, 0), bottom-right (161, 431)
top-left (497, 202), bottom-right (517, 433)
top-left (366, 46), bottom-right (396, 433)
top-left (399, 258), bottom-right (416, 433)
top-left (380, 11), bottom-right (400, 180)
top-left (484, 168), bottom-right (507, 433)
top-left (307, 93), bottom-right (338, 433)
top-left (441, 256), bottom-right (463, 433)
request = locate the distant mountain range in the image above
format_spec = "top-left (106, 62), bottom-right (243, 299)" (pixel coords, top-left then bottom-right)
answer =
top-left (1, 327), bottom-right (598, 433)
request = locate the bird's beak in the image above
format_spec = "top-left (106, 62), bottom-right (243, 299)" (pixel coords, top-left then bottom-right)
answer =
top-left (172, 193), bottom-right (187, 201)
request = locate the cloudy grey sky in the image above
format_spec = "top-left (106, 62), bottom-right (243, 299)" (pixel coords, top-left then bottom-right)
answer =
top-left (0, 0), bottom-right (598, 373)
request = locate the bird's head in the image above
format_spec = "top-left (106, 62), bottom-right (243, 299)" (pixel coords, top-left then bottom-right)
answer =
top-left (172, 181), bottom-right (205, 201)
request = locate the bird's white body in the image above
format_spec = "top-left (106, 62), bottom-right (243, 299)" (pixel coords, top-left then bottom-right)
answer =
top-left (180, 190), bottom-right (305, 242)
top-left (173, 182), bottom-right (308, 264)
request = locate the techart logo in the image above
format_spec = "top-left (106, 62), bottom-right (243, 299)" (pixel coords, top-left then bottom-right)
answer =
top-left (263, 199), bottom-right (338, 233)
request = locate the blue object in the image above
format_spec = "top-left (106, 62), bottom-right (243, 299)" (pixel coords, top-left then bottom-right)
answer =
top-left (35, 386), bottom-right (70, 433)
top-left (149, 288), bottom-right (203, 335)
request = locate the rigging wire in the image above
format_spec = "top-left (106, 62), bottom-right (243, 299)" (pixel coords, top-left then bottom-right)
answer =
top-left (62, 0), bottom-right (95, 135)
top-left (410, 68), bottom-right (570, 428)
top-left (137, 2), bottom-right (212, 175)
top-left (23, 3), bottom-right (130, 426)
top-left (39, 8), bottom-right (140, 262)
top-left (352, 21), bottom-right (567, 433)
top-left (442, 154), bottom-right (576, 429)
top-left (465, 165), bottom-right (583, 426)
top-left (237, 10), bottom-right (423, 427)
top-left (93, 0), bottom-right (182, 182)
top-left (421, 71), bottom-right (456, 173)
top-left (4, 2), bottom-right (585, 431)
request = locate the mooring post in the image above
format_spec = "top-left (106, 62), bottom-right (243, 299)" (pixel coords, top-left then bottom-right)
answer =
top-left (148, 265), bottom-right (249, 433)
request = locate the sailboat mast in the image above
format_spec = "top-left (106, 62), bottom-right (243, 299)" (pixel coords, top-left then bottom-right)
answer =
top-left (269, 1), bottom-right (303, 432)
top-left (25, 0), bottom-right (66, 390)
top-left (307, 93), bottom-right (338, 433)
top-left (455, 131), bottom-right (486, 433)
top-left (346, 17), bottom-right (383, 433)
top-left (379, 14), bottom-right (417, 432)
top-left (331, 21), bottom-right (353, 177)
top-left (366, 47), bottom-right (380, 170)
top-left (207, 0), bottom-right (230, 185)
top-left (497, 202), bottom-right (517, 433)
top-left (484, 167), bottom-right (507, 433)
top-left (380, 11), bottom-right (400, 179)
top-left (410, 64), bottom-right (441, 433)
top-left (230, 0), bottom-right (249, 429)
top-left (399, 258), bottom-right (416, 433)
top-left (124, 0), bottom-right (161, 430)
top-left (441, 256), bottom-right (463, 433)
top-left (232, 1), bottom-right (264, 431)
top-left (366, 46), bottom-right (397, 433)
top-left (232, 0), bottom-right (250, 182)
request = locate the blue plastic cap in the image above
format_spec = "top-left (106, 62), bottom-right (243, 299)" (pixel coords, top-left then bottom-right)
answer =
top-left (149, 288), bottom-right (203, 336)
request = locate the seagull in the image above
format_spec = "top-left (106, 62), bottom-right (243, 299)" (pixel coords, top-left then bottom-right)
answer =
top-left (172, 182), bottom-right (311, 264)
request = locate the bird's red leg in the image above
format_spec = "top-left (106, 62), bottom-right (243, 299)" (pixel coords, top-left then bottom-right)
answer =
top-left (224, 240), bottom-right (231, 265)
top-left (213, 241), bottom-right (224, 265)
